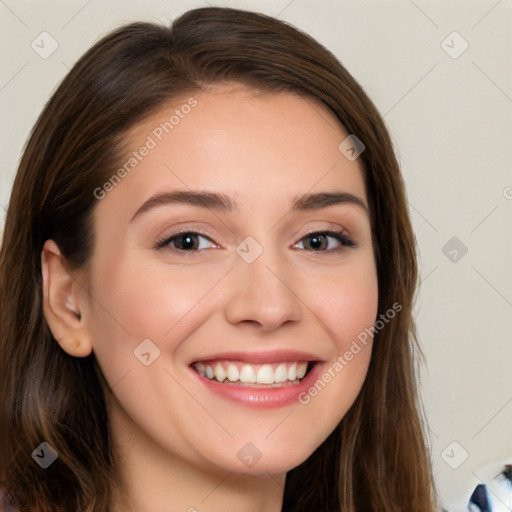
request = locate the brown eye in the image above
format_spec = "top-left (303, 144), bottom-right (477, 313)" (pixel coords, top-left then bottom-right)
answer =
top-left (303, 234), bottom-right (329, 251)
top-left (296, 231), bottom-right (355, 252)
top-left (156, 231), bottom-right (217, 253)
top-left (172, 233), bottom-right (201, 251)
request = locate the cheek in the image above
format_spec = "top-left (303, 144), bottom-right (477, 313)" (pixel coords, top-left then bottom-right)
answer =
top-left (83, 253), bottom-right (228, 460)
top-left (305, 258), bottom-right (379, 347)
top-left (85, 252), bottom-right (227, 378)
top-left (291, 257), bottom-right (378, 429)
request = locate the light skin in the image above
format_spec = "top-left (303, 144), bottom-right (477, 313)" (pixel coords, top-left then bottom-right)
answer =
top-left (42, 83), bottom-right (379, 512)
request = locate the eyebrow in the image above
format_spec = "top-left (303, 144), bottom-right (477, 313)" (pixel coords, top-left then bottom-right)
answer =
top-left (130, 190), bottom-right (368, 222)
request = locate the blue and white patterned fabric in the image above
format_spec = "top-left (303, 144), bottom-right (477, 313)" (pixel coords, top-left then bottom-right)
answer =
top-left (468, 466), bottom-right (511, 512)
top-left (444, 465), bottom-right (512, 512)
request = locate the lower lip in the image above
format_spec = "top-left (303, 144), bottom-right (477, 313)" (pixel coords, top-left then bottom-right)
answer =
top-left (190, 362), bottom-right (325, 408)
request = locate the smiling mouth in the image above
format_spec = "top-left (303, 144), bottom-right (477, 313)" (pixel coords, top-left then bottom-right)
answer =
top-left (191, 360), bottom-right (315, 387)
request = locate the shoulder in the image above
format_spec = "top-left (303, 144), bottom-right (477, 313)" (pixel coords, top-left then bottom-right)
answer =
top-left (0, 485), bottom-right (19, 512)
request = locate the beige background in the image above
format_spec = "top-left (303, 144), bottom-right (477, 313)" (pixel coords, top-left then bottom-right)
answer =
top-left (1, 0), bottom-right (511, 510)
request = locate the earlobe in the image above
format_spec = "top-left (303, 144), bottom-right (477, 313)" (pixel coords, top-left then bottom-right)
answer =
top-left (41, 240), bottom-right (93, 358)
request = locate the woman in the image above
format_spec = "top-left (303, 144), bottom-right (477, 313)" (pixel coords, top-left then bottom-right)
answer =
top-left (0, 6), bottom-right (437, 511)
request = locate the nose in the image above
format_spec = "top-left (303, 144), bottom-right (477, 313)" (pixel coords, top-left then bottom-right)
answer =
top-left (224, 247), bottom-right (303, 331)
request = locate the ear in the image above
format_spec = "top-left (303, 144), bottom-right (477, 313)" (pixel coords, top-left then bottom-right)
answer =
top-left (41, 239), bottom-right (93, 358)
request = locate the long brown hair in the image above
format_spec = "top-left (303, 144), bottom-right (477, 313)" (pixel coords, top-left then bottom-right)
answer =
top-left (0, 7), bottom-right (437, 511)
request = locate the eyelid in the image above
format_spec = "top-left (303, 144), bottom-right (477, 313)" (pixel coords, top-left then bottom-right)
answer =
top-left (297, 225), bottom-right (352, 241)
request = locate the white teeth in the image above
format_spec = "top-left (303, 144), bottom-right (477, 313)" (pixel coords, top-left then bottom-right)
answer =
top-left (214, 363), bottom-right (226, 382)
top-left (227, 363), bottom-right (239, 382)
top-left (194, 361), bottom-right (311, 385)
top-left (274, 363), bottom-right (288, 383)
top-left (239, 365), bottom-right (257, 383)
top-left (296, 362), bottom-right (307, 379)
top-left (288, 363), bottom-right (297, 381)
top-left (256, 364), bottom-right (274, 384)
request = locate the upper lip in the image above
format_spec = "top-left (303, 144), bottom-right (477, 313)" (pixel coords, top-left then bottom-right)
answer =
top-left (190, 349), bottom-right (324, 365)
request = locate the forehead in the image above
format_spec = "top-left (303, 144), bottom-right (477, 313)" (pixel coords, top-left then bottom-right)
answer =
top-left (96, 83), bottom-right (368, 220)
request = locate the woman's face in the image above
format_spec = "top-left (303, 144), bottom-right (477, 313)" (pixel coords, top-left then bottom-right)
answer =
top-left (80, 83), bottom-right (378, 475)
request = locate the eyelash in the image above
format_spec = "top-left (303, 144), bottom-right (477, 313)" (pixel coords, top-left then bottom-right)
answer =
top-left (154, 228), bottom-right (356, 257)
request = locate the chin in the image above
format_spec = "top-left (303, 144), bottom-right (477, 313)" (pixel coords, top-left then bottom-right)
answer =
top-left (208, 443), bottom-right (317, 476)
